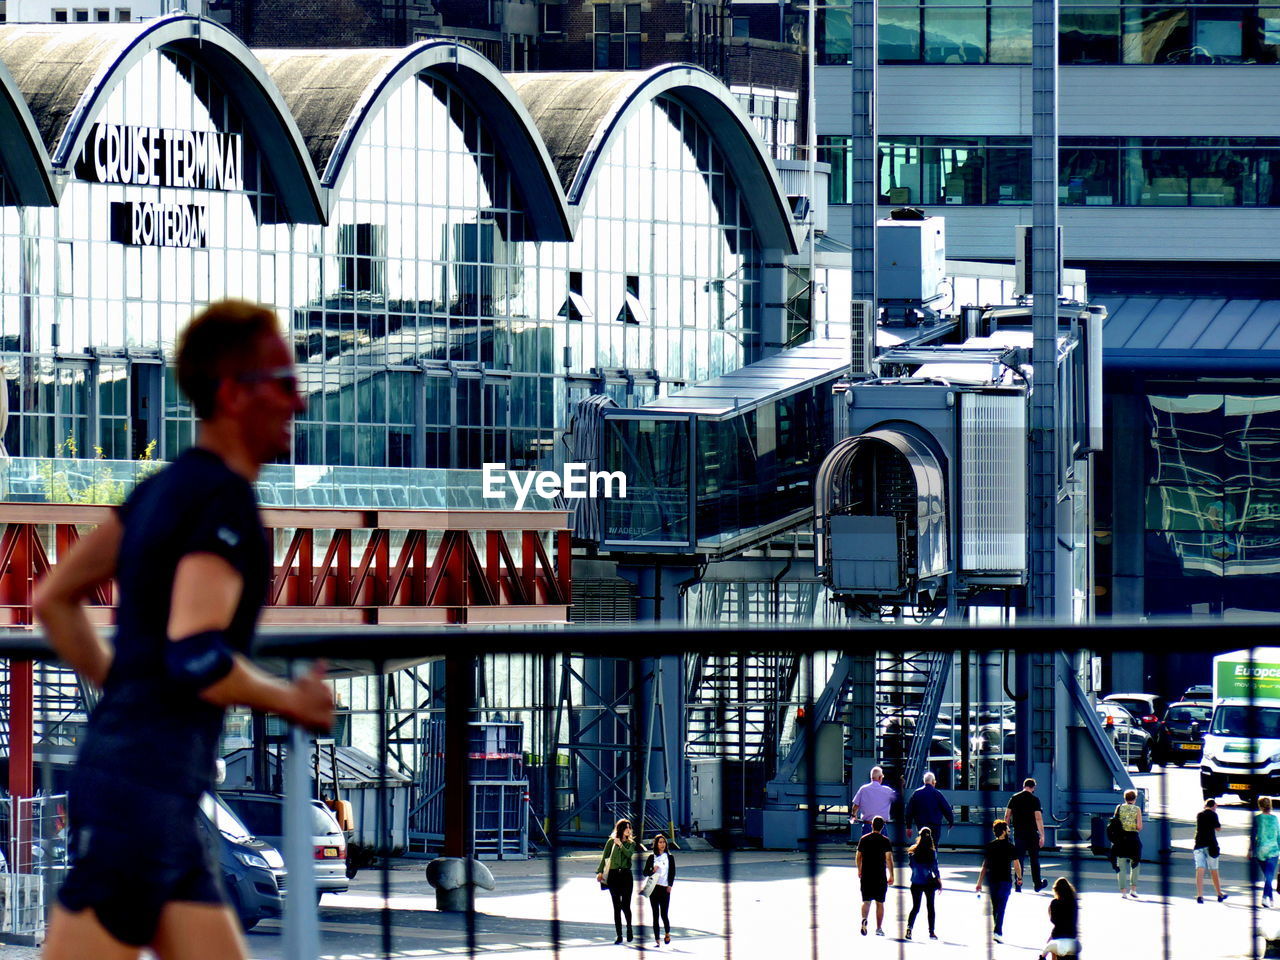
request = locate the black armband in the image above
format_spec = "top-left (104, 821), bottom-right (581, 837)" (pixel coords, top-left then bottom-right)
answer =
top-left (165, 630), bottom-right (236, 691)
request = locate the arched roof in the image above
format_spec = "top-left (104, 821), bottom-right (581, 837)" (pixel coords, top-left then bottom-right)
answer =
top-left (258, 41), bottom-right (571, 242)
top-left (509, 66), bottom-right (799, 253)
top-left (0, 16), bottom-right (324, 222)
top-left (0, 56), bottom-right (53, 205)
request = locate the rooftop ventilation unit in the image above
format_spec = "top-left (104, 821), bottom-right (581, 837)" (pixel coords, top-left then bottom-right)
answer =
top-left (850, 299), bottom-right (875, 378)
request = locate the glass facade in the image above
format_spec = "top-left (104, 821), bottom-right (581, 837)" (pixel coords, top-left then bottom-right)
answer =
top-left (818, 135), bottom-right (1280, 206)
top-left (0, 47), bottom-right (768, 478)
top-left (1144, 390), bottom-right (1280, 615)
top-left (817, 0), bottom-right (1280, 63)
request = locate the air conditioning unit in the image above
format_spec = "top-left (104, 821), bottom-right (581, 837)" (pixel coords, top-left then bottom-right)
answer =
top-left (850, 299), bottom-right (875, 378)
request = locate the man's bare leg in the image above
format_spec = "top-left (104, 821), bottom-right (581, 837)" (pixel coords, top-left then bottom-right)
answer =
top-left (42, 904), bottom-right (141, 960)
top-left (151, 902), bottom-right (247, 960)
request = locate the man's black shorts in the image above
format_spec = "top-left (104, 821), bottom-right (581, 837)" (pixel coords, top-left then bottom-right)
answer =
top-left (57, 769), bottom-right (225, 947)
top-left (860, 875), bottom-right (888, 903)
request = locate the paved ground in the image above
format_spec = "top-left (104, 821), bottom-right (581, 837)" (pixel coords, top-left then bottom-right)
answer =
top-left (0, 767), bottom-right (1275, 959)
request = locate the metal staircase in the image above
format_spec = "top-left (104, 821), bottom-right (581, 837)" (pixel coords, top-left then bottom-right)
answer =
top-left (0, 661), bottom-right (94, 754)
top-left (685, 652), bottom-right (799, 766)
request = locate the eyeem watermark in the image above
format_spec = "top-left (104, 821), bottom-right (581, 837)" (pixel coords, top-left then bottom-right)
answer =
top-left (482, 463), bottom-right (627, 510)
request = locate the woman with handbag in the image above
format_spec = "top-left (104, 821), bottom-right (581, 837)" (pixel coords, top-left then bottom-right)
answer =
top-left (596, 819), bottom-right (645, 943)
top-left (905, 826), bottom-right (940, 940)
top-left (1113, 789), bottom-right (1143, 899)
top-left (642, 834), bottom-right (676, 946)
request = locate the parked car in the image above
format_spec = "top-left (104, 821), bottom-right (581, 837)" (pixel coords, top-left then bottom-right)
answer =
top-left (197, 792), bottom-right (286, 932)
top-left (1183, 684), bottom-right (1214, 703)
top-left (219, 791), bottom-right (349, 899)
top-left (1157, 700), bottom-right (1213, 765)
top-left (1103, 693), bottom-right (1169, 741)
top-left (1096, 703), bottom-right (1154, 773)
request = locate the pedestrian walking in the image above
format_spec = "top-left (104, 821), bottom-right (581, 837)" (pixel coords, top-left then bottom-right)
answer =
top-left (1039, 877), bottom-right (1079, 959)
top-left (906, 771), bottom-right (955, 855)
top-left (642, 834), bottom-right (676, 946)
top-left (1194, 798), bottom-right (1226, 904)
top-left (1112, 789), bottom-right (1143, 899)
top-left (857, 815), bottom-right (895, 937)
top-left (1005, 778), bottom-right (1048, 893)
top-left (34, 300), bottom-right (334, 960)
top-left (904, 826), bottom-right (940, 941)
top-left (596, 819), bottom-right (646, 943)
top-left (850, 766), bottom-right (897, 839)
top-left (1254, 795), bottom-right (1280, 908)
top-left (975, 820), bottom-right (1021, 943)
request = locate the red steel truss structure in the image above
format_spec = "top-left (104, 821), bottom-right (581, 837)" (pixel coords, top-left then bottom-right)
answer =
top-left (0, 502), bottom-right (572, 797)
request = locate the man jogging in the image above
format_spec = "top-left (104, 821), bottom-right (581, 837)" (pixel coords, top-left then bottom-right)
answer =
top-left (35, 300), bottom-right (333, 960)
top-left (1005, 778), bottom-right (1048, 893)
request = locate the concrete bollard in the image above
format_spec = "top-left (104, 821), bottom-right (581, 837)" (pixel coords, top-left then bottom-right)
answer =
top-left (426, 857), bottom-right (496, 912)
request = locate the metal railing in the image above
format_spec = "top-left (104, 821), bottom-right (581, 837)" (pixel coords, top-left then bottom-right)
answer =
top-left (2, 623), bottom-right (1279, 959)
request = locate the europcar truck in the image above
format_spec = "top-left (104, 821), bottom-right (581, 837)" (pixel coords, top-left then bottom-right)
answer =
top-left (1201, 647), bottom-right (1280, 802)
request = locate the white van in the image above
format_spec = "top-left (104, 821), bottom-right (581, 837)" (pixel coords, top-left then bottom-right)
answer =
top-left (1201, 648), bottom-right (1280, 802)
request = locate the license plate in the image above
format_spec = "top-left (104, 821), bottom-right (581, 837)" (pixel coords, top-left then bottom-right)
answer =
top-left (1230, 782), bottom-right (1253, 791)
top-left (1180, 743), bottom-right (1200, 750)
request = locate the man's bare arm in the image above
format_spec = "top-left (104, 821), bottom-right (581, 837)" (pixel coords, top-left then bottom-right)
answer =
top-left (34, 517), bottom-right (124, 688)
top-left (169, 553), bottom-right (333, 731)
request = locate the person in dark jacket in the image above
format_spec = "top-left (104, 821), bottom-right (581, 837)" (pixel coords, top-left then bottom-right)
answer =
top-left (642, 834), bottom-right (676, 946)
top-left (596, 819), bottom-right (646, 943)
top-left (906, 772), bottom-right (955, 855)
top-left (905, 827), bottom-right (941, 940)
top-left (1039, 877), bottom-right (1079, 958)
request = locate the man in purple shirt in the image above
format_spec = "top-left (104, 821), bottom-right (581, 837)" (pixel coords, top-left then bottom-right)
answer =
top-left (850, 766), bottom-right (897, 838)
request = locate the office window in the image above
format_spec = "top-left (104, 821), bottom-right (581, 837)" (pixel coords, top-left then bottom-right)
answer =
top-left (52, 8), bottom-right (68, 19)
top-left (594, 5), bottom-right (611, 68)
top-left (1060, 3), bottom-right (1121, 63)
top-left (880, 0), bottom-right (922, 60)
top-left (115, 7), bottom-right (130, 18)
top-left (923, 0), bottom-right (987, 63)
top-left (733, 15), bottom-right (750, 37)
top-left (73, 8), bottom-right (88, 19)
top-left (625, 3), bottom-right (642, 67)
top-left (818, 135), bottom-right (854, 204)
top-left (817, 0), bottom-right (853, 63)
top-left (542, 3), bottom-right (563, 32)
top-left (94, 7), bottom-right (109, 19)
top-left (1060, 142), bottom-right (1118, 205)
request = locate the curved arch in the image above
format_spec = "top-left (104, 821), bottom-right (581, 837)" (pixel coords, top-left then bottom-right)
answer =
top-left (815, 425), bottom-right (948, 582)
top-left (0, 15), bottom-right (324, 223)
top-left (0, 57), bottom-right (53, 205)
top-left (281, 41), bottom-right (571, 241)
top-left (512, 65), bottom-right (798, 252)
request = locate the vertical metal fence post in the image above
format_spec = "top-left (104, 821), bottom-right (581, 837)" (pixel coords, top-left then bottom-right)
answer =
top-left (283, 663), bottom-right (319, 960)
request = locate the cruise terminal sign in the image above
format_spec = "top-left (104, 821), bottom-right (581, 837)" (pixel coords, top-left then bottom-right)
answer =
top-left (75, 123), bottom-right (246, 248)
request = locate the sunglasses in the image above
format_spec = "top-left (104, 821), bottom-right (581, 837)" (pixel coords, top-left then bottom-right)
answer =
top-left (236, 367), bottom-right (300, 397)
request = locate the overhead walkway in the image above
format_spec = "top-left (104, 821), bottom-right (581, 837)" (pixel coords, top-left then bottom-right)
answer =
top-left (596, 338), bottom-right (849, 556)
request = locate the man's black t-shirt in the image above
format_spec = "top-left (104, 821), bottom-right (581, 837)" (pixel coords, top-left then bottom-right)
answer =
top-left (1007, 790), bottom-right (1042, 836)
top-left (984, 837), bottom-right (1018, 884)
top-left (76, 447), bottom-right (268, 798)
top-left (857, 831), bottom-right (893, 881)
top-left (1194, 809), bottom-right (1221, 850)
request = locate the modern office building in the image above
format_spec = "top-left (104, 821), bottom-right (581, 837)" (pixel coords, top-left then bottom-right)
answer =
top-left (811, 5), bottom-right (1280, 662)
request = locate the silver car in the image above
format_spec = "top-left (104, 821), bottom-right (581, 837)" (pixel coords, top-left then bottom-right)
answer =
top-left (218, 791), bottom-right (349, 899)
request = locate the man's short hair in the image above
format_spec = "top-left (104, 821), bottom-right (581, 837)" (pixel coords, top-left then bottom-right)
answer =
top-left (870, 765), bottom-right (883, 780)
top-left (993, 819), bottom-right (1009, 837)
top-left (872, 816), bottom-right (885, 831)
top-left (923, 771), bottom-right (936, 785)
top-left (1204, 799), bottom-right (1216, 809)
top-left (1024, 778), bottom-right (1037, 789)
top-left (176, 300), bottom-right (282, 419)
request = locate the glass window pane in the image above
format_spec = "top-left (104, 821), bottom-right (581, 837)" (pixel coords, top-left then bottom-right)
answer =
top-left (924, 3), bottom-right (987, 63)
top-left (1060, 145), bottom-right (1117, 205)
top-left (879, 140), bottom-right (923, 204)
top-left (1061, 4), bottom-right (1121, 62)
top-left (880, 5), bottom-right (922, 60)
top-left (819, 5), bottom-right (853, 63)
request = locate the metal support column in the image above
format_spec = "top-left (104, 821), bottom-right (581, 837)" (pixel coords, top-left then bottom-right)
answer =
top-left (849, 0), bottom-right (877, 305)
top-left (1029, 0), bottom-right (1060, 618)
